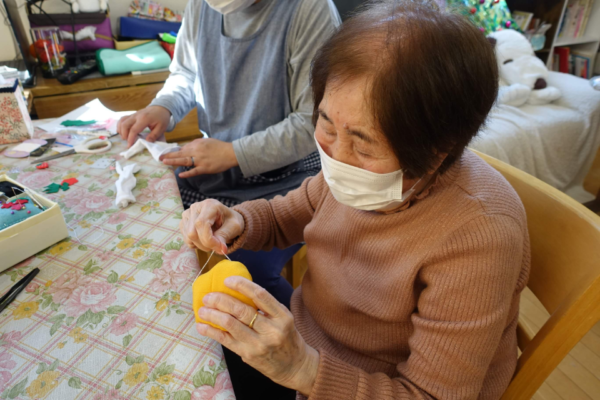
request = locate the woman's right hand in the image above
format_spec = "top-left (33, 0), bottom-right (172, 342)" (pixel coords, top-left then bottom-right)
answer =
top-left (117, 106), bottom-right (171, 148)
top-left (180, 200), bottom-right (245, 255)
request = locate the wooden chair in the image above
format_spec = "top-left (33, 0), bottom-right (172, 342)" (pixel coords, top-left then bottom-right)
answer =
top-left (471, 150), bottom-right (600, 399)
top-left (290, 150), bottom-right (600, 399)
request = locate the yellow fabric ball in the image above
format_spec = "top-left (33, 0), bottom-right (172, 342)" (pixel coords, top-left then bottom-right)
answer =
top-left (193, 260), bottom-right (257, 331)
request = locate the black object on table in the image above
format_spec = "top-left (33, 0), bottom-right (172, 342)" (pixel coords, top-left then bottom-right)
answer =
top-left (0, 181), bottom-right (25, 198)
top-left (57, 60), bottom-right (98, 85)
top-left (0, 268), bottom-right (40, 314)
top-left (30, 138), bottom-right (56, 157)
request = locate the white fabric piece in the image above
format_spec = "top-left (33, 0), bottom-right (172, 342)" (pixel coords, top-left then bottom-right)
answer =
top-left (38, 99), bottom-right (134, 135)
top-left (60, 26), bottom-right (97, 42)
top-left (115, 162), bottom-right (141, 209)
top-left (11, 143), bottom-right (41, 153)
top-left (471, 72), bottom-right (600, 203)
top-left (120, 138), bottom-right (180, 162)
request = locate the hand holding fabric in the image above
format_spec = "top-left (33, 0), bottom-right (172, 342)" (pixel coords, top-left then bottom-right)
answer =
top-left (120, 138), bottom-right (180, 163)
top-left (160, 138), bottom-right (238, 178)
top-left (117, 106), bottom-right (172, 148)
top-left (196, 276), bottom-right (319, 397)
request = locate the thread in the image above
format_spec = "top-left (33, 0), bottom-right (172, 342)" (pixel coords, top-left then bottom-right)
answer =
top-left (194, 251), bottom-right (214, 283)
top-left (68, 223), bottom-right (105, 246)
top-left (192, 250), bottom-right (231, 283)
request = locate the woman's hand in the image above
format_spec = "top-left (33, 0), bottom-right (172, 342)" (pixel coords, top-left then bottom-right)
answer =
top-left (179, 200), bottom-right (245, 255)
top-left (197, 277), bottom-right (320, 396)
top-left (160, 138), bottom-right (239, 178)
top-left (117, 106), bottom-right (171, 148)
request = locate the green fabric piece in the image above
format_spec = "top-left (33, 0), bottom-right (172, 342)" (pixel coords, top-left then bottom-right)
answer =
top-left (160, 33), bottom-right (177, 44)
top-left (43, 182), bottom-right (70, 193)
top-left (61, 120), bottom-right (97, 127)
top-left (43, 183), bottom-right (61, 194)
top-left (96, 41), bottom-right (172, 76)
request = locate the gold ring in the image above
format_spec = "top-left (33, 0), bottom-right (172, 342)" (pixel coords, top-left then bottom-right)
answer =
top-left (248, 311), bottom-right (259, 330)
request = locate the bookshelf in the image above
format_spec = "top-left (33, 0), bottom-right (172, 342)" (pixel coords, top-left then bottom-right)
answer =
top-left (507, 0), bottom-right (600, 76)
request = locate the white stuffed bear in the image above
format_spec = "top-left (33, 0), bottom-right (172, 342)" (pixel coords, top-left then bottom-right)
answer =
top-left (488, 29), bottom-right (561, 107)
top-left (68, 0), bottom-right (107, 13)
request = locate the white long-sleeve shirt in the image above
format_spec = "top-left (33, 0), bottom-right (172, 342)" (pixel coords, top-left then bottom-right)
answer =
top-left (151, 0), bottom-right (341, 177)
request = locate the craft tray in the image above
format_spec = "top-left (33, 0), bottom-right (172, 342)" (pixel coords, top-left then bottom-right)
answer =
top-left (0, 175), bottom-right (68, 271)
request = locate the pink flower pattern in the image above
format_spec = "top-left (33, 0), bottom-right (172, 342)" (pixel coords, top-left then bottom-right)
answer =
top-left (163, 247), bottom-right (197, 274)
top-left (63, 187), bottom-right (114, 215)
top-left (109, 313), bottom-right (138, 336)
top-left (92, 389), bottom-right (126, 400)
top-left (0, 370), bottom-right (12, 392)
top-left (1, 331), bottom-right (22, 345)
top-left (0, 351), bottom-right (16, 370)
top-left (0, 351), bottom-right (16, 390)
top-left (16, 170), bottom-right (54, 189)
top-left (138, 176), bottom-right (179, 203)
top-left (64, 281), bottom-right (117, 317)
top-left (47, 271), bottom-right (92, 304)
top-left (191, 372), bottom-right (235, 400)
top-left (1, 139), bottom-right (219, 398)
top-left (149, 266), bottom-right (188, 293)
top-left (25, 282), bottom-right (39, 293)
top-left (95, 251), bottom-right (112, 262)
top-left (107, 213), bottom-right (127, 225)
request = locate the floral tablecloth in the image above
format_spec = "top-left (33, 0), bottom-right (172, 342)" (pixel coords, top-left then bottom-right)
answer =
top-left (0, 138), bottom-right (235, 400)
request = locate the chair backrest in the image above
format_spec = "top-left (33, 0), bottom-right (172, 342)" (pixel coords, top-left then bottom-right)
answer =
top-left (471, 150), bottom-right (600, 400)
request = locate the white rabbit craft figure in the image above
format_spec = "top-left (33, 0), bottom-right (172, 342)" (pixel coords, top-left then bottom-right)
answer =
top-left (114, 162), bottom-right (141, 209)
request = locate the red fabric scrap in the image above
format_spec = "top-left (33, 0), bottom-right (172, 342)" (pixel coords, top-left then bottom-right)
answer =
top-left (1, 202), bottom-right (14, 209)
top-left (61, 178), bottom-right (78, 186)
top-left (36, 162), bottom-right (49, 170)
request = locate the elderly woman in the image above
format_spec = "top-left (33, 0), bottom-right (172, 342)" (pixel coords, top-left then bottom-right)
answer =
top-left (180, 1), bottom-right (530, 399)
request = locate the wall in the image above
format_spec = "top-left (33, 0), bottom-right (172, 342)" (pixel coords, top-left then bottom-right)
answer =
top-left (0, 0), bottom-right (188, 62)
top-left (1, 0), bottom-right (450, 62)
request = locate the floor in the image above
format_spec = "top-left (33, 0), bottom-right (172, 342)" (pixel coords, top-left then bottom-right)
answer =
top-left (531, 147), bottom-right (600, 400)
top-left (525, 288), bottom-right (600, 400)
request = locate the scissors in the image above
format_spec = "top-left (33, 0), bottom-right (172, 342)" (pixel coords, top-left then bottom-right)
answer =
top-left (30, 137), bottom-right (112, 164)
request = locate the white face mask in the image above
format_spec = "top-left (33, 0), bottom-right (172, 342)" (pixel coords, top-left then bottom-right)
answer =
top-left (316, 139), bottom-right (420, 211)
top-left (205, 0), bottom-right (255, 15)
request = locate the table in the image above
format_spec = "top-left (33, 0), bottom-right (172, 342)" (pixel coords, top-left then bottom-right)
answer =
top-left (0, 139), bottom-right (235, 399)
top-left (28, 70), bottom-right (201, 143)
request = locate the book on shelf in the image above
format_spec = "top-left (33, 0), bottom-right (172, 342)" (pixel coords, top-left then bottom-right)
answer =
top-left (553, 47), bottom-right (594, 78)
top-left (554, 47), bottom-right (571, 73)
top-left (558, 0), bottom-right (595, 39)
top-left (513, 11), bottom-right (534, 32)
top-left (572, 50), bottom-right (594, 78)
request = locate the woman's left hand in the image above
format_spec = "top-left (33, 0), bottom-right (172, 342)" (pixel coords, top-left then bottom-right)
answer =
top-left (160, 138), bottom-right (238, 178)
top-left (196, 276), bottom-right (319, 396)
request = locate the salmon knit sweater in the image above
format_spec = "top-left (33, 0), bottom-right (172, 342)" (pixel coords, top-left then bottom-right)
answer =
top-left (232, 150), bottom-right (531, 400)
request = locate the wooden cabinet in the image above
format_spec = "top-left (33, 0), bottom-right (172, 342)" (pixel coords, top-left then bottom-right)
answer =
top-left (30, 71), bottom-right (201, 143)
